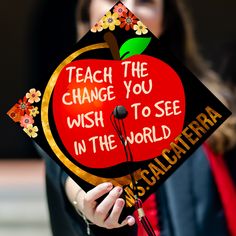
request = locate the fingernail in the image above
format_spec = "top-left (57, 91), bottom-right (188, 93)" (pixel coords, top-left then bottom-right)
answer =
top-left (106, 182), bottom-right (113, 190)
top-left (117, 198), bottom-right (125, 207)
top-left (126, 216), bottom-right (135, 226)
top-left (116, 186), bottom-right (123, 194)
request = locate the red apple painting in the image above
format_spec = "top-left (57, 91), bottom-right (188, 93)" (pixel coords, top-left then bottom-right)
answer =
top-left (7, 1), bottom-right (231, 213)
top-left (52, 50), bottom-right (186, 169)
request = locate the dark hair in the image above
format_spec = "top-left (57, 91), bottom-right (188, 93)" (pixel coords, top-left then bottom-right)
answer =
top-left (162, 0), bottom-right (211, 75)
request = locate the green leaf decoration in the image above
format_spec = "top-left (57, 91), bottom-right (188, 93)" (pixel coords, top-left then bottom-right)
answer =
top-left (119, 37), bottom-right (151, 60)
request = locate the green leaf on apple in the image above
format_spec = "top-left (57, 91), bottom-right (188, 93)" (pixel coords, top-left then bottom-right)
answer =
top-left (119, 37), bottom-right (151, 60)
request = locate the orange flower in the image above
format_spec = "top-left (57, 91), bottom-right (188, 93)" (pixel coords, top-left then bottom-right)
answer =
top-left (16, 96), bottom-right (33, 116)
top-left (120, 11), bottom-right (138, 31)
top-left (113, 3), bottom-right (128, 16)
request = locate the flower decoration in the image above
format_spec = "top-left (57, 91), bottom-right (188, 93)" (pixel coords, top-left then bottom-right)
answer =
top-left (120, 11), bottom-right (138, 31)
top-left (23, 124), bottom-right (38, 138)
top-left (20, 114), bottom-right (34, 128)
top-left (7, 88), bottom-right (41, 138)
top-left (16, 96), bottom-right (33, 116)
top-left (91, 20), bottom-right (104, 33)
top-left (113, 3), bottom-right (128, 16)
top-left (90, 3), bottom-right (150, 35)
top-left (102, 11), bottom-right (120, 31)
top-left (133, 21), bottom-right (148, 35)
top-left (29, 106), bottom-right (39, 117)
top-left (26, 88), bottom-right (41, 103)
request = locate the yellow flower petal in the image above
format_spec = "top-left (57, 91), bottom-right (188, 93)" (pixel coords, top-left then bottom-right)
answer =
top-left (91, 27), bottom-right (97, 33)
top-left (29, 88), bottom-right (36, 94)
top-left (102, 22), bottom-right (109, 29)
top-left (113, 12), bottom-right (119, 19)
top-left (98, 26), bottom-right (103, 32)
top-left (142, 28), bottom-right (148, 34)
top-left (115, 20), bottom-right (121, 26)
top-left (32, 132), bottom-right (38, 138)
top-left (109, 24), bottom-right (115, 31)
top-left (137, 21), bottom-right (142, 26)
top-left (106, 11), bottom-right (112, 17)
top-left (33, 126), bottom-right (39, 132)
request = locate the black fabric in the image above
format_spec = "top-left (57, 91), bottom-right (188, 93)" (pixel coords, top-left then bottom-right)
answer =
top-left (157, 147), bottom-right (229, 236)
top-left (224, 147), bottom-right (236, 185)
top-left (36, 143), bottom-right (137, 236)
top-left (36, 141), bottom-right (230, 236)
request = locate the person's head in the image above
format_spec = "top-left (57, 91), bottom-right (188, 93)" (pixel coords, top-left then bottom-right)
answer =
top-left (77, 0), bottom-right (236, 154)
top-left (77, 0), bottom-right (207, 76)
top-left (89, 0), bottom-right (164, 37)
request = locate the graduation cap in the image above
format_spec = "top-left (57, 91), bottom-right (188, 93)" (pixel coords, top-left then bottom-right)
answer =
top-left (7, 1), bottom-right (231, 231)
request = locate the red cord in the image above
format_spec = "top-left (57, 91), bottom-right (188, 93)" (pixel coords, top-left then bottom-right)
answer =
top-left (135, 197), bottom-right (156, 236)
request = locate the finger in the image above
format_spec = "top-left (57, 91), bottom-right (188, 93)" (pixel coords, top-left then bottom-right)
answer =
top-left (82, 183), bottom-right (113, 222)
top-left (95, 186), bottom-right (123, 222)
top-left (104, 198), bottom-right (126, 228)
top-left (85, 182), bottom-right (113, 204)
top-left (125, 215), bottom-right (136, 226)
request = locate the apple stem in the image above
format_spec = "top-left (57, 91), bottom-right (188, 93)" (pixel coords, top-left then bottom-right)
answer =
top-left (104, 32), bottom-right (120, 60)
